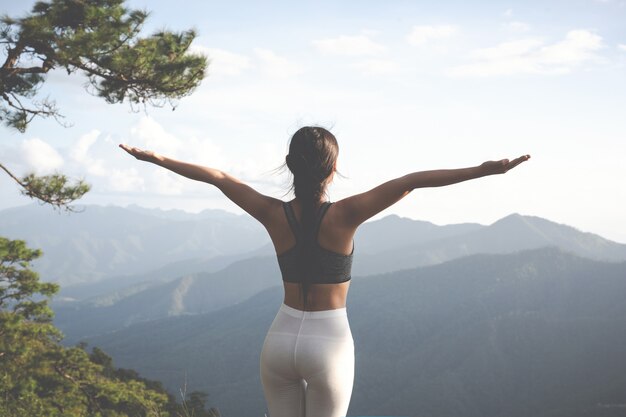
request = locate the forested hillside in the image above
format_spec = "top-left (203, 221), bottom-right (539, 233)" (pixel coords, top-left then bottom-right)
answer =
top-left (85, 248), bottom-right (626, 417)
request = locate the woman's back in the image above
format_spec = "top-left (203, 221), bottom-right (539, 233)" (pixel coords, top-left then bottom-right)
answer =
top-left (266, 198), bottom-right (355, 311)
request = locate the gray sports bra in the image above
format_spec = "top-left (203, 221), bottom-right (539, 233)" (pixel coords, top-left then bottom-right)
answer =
top-left (277, 201), bottom-right (353, 284)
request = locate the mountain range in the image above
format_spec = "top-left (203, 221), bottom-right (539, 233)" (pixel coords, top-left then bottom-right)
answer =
top-left (37, 206), bottom-right (626, 343)
top-left (0, 204), bottom-right (267, 285)
top-left (4, 204), bottom-right (625, 292)
top-left (83, 248), bottom-right (626, 417)
top-left (5, 204), bottom-right (626, 415)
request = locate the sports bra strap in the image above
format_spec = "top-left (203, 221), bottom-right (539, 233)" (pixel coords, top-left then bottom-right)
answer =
top-left (282, 202), bottom-right (301, 241)
top-left (313, 202), bottom-right (332, 238)
top-left (283, 201), bottom-right (332, 243)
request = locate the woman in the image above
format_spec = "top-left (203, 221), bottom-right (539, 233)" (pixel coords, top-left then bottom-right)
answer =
top-left (120, 126), bottom-right (529, 417)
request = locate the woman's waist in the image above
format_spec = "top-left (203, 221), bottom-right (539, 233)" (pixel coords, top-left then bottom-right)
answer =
top-left (282, 281), bottom-right (349, 311)
top-left (279, 302), bottom-right (347, 319)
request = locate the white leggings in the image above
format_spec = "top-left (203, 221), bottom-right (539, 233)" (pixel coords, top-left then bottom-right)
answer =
top-left (260, 303), bottom-right (355, 417)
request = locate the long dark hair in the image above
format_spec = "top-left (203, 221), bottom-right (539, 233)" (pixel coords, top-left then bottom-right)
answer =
top-left (285, 126), bottom-right (338, 309)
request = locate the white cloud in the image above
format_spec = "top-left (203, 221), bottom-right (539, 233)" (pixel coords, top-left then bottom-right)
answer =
top-left (617, 44), bottom-right (626, 51)
top-left (5, 120), bottom-right (234, 199)
top-left (182, 136), bottom-right (225, 165)
top-left (471, 38), bottom-right (544, 60)
top-left (503, 21), bottom-right (531, 32)
top-left (352, 59), bottom-right (400, 75)
top-left (406, 25), bottom-right (458, 46)
top-left (191, 46), bottom-right (251, 76)
top-left (254, 48), bottom-right (303, 78)
top-left (130, 116), bottom-right (183, 156)
top-left (71, 129), bottom-right (99, 162)
top-left (447, 30), bottom-right (605, 77)
top-left (108, 168), bottom-right (145, 192)
top-left (70, 129), bottom-right (107, 176)
top-left (538, 30), bottom-right (604, 65)
top-left (20, 138), bottom-right (64, 174)
top-left (312, 35), bottom-right (386, 56)
top-left (118, 118), bottom-right (269, 196)
top-left (503, 8), bottom-right (514, 18)
top-left (151, 170), bottom-right (185, 195)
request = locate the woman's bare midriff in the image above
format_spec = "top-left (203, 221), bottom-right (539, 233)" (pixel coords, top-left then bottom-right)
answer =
top-left (283, 281), bottom-right (350, 311)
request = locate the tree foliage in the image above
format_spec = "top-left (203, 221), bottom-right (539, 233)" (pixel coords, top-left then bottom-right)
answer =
top-left (0, 2), bottom-right (215, 412)
top-left (1, 0), bottom-right (207, 131)
top-left (0, 164), bottom-right (91, 211)
top-left (0, 237), bottom-right (220, 416)
top-left (0, 0), bottom-right (207, 210)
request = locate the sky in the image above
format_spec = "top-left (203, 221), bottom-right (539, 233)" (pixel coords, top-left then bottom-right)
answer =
top-left (1, 0), bottom-right (626, 242)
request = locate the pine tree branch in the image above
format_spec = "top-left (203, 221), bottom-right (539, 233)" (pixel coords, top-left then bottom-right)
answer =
top-left (0, 162), bottom-right (27, 189)
top-left (0, 163), bottom-right (89, 211)
top-left (1, 40), bottom-right (24, 69)
top-left (0, 66), bottom-right (48, 75)
top-left (0, 57), bottom-right (54, 76)
top-left (69, 59), bottom-right (128, 83)
top-left (1, 91), bottom-right (51, 116)
top-left (0, 0), bottom-right (207, 133)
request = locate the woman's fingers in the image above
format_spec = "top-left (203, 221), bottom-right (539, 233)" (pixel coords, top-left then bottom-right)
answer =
top-left (120, 144), bottom-right (143, 158)
top-left (506, 154), bottom-right (531, 171)
top-left (483, 154), bottom-right (530, 174)
top-left (119, 144), bottom-right (157, 162)
top-left (119, 144), bottom-right (136, 154)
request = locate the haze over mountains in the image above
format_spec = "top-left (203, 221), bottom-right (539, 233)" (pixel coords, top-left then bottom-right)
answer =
top-left (4, 204), bottom-right (626, 416)
top-left (354, 213), bottom-right (626, 275)
top-left (2, 204), bottom-right (624, 293)
top-left (0, 204), bottom-right (267, 286)
top-left (85, 249), bottom-right (626, 417)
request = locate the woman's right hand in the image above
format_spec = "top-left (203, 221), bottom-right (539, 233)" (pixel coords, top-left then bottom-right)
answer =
top-left (481, 155), bottom-right (531, 175)
top-left (119, 144), bottom-right (160, 163)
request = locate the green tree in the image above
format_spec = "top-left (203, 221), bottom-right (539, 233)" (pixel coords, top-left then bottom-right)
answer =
top-left (0, 237), bottom-right (221, 416)
top-left (0, 3), bottom-right (215, 414)
top-left (0, 0), bottom-right (207, 210)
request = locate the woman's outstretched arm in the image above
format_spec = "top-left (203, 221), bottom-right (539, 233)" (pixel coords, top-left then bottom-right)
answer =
top-left (118, 144), bottom-right (277, 223)
top-left (338, 155), bottom-right (530, 227)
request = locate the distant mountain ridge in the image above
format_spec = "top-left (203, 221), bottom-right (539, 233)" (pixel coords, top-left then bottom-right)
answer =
top-left (3, 203), bottom-right (623, 290)
top-left (48, 208), bottom-right (626, 342)
top-left (354, 213), bottom-right (626, 275)
top-left (56, 244), bottom-right (272, 301)
top-left (354, 214), bottom-right (483, 253)
top-left (54, 256), bottom-right (280, 341)
top-left (84, 248), bottom-right (626, 417)
top-left (0, 204), bottom-right (267, 285)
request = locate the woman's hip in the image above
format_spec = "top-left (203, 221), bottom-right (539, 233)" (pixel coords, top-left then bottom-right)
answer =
top-left (265, 303), bottom-right (353, 341)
